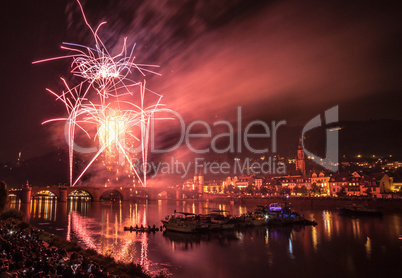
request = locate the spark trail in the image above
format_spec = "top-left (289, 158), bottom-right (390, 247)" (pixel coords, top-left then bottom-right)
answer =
top-left (35, 0), bottom-right (164, 187)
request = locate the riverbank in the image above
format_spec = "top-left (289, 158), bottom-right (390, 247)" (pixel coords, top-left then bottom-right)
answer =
top-left (195, 196), bottom-right (402, 212)
top-left (0, 209), bottom-right (167, 278)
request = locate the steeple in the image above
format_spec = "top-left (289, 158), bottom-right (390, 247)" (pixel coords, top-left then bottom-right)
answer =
top-left (296, 137), bottom-right (306, 176)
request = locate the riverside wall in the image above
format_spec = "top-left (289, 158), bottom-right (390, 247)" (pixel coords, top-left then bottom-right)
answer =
top-left (203, 196), bottom-right (402, 212)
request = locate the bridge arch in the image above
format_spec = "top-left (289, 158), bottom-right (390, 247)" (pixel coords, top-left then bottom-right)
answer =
top-left (68, 189), bottom-right (93, 201)
top-left (7, 192), bottom-right (18, 198)
top-left (7, 191), bottom-right (21, 204)
top-left (156, 190), bottom-right (174, 199)
top-left (17, 185), bottom-right (179, 202)
top-left (99, 189), bottom-right (124, 201)
top-left (31, 189), bottom-right (59, 200)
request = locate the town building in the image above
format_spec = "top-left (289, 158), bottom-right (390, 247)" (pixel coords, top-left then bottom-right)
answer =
top-left (203, 180), bottom-right (224, 194)
top-left (235, 176), bottom-right (254, 189)
top-left (359, 175), bottom-right (381, 198)
top-left (311, 172), bottom-right (330, 195)
top-left (329, 172), bottom-right (349, 196)
top-left (380, 173), bottom-right (402, 193)
top-left (345, 176), bottom-right (361, 196)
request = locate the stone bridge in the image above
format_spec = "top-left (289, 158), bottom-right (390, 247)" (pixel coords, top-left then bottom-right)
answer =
top-left (10, 186), bottom-right (196, 203)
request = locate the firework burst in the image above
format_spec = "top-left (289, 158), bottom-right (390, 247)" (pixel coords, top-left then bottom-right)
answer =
top-left (35, 0), bottom-right (164, 187)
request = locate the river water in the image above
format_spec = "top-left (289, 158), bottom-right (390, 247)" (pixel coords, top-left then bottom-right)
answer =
top-left (10, 197), bottom-right (402, 277)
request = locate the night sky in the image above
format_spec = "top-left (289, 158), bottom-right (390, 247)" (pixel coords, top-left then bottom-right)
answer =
top-left (1, 0), bottom-right (402, 163)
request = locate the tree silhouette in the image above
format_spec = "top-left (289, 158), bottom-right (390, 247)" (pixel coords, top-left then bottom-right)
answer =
top-left (365, 187), bottom-right (372, 197)
top-left (0, 181), bottom-right (8, 211)
top-left (338, 187), bottom-right (347, 197)
top-left (310, 183), bottom-right (321, 196)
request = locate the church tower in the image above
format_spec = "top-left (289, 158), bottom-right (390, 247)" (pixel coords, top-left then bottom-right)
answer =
top-left (296, 138), bottom-right (306, 176)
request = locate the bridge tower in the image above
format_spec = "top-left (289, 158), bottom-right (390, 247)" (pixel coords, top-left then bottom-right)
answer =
top-left (59, 187), bottom-right (68, 202)
top-left (21, 181), bottom-right (31, 204)
top-left (91, 188), bottom-right (102, 201)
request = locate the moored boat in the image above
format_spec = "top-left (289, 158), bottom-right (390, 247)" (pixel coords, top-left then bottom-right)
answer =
top-left (265, 203), bottom-right (317, 226)
top-left (201, 210), bottom-right (236, 230)
top-left (267, 211), bottom-right (317, 226)
top-left (268, 202), bottom-right (286, 212)
top-left (338, 204), bottom-right (382, 216)
top-left (245, 211), bottom-right (268, 226)
top-left (161, 212), bottom-right (208, 233)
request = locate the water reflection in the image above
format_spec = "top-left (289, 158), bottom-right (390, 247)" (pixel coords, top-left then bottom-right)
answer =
top-left (31, 196), bottom-right (57, 221)
top-left (288, 234), bottom-right (293, 257)
top-left (352, 218), bottom-right (361, 239)
top-left (16, 198), bottom-right (402, 278)
top-left (8, 197), bottom-right (21, 211)
top-left (68, 197), bottom-right (90, 216)
top-left (163, 230), bottom-right (239, 251)
top-left (311, 226), bottom-right (318, 252)
top-left (322, 210), bottom-right (332, 239)
top-left (63, 200), bottom-right (151, 271)
top-left (365, 237), bottom-right (372, 260)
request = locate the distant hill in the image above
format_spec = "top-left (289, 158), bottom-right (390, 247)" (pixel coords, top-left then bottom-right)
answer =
top-left (0, 150), bottom-right (69, 187)
top-left (205, 119), bottom-right (402, 161)
top-left (296, 119), bottom-right (402, 160)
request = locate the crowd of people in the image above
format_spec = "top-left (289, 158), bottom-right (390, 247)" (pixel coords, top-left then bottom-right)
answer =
top-left (0, 220), bottom-right (117, 277)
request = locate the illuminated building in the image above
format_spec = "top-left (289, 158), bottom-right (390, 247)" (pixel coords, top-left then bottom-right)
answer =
top-left (329, 173), bottom-right (349, 196)
top-left (380, 173), bottom-right (402, 193)
top-left (203, 181), bottom-right (224, 193)
top-left (345, 177), bottom-right (361, 196)
top-left (311, 172), bottom-right (330, 196)
top-left (235, 176), bottom-right (253, 189)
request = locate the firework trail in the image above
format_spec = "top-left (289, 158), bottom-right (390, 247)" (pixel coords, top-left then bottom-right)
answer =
top-left (34, 0), bottom-right (164, 187)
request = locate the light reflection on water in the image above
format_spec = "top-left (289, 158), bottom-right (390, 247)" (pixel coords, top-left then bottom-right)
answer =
top-left (10, 198), bottom-right (402, 277)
